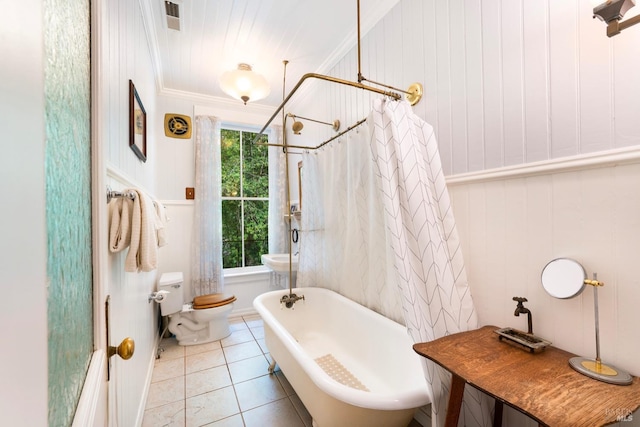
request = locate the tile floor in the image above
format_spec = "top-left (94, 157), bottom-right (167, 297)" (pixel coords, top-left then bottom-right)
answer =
top-left (142, 314), bottom-right (313, 427)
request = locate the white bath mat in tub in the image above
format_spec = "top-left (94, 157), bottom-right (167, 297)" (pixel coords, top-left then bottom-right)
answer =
top-left (314, 354), bottom-right (369, 392)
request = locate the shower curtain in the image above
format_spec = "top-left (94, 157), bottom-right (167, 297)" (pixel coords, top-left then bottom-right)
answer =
top-left (298, 99), bottom-right (492, 427)
top-left (298, 124), bottom-right (404, 323)
top-left (368, 99), bottom-right (492, 427)
top-left (192, 115), bottom-right (224, 296)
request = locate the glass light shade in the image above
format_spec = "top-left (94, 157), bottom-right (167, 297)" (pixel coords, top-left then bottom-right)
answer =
top-left (219, 63), bottom-right (270, 105)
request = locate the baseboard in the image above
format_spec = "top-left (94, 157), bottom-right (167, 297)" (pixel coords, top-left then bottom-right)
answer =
top-left (230, 307), bottom-right (258, 318)
top-left (72, 350), bottom-right (107, 427)
top-left (135, 330), bottom-right (163, 427)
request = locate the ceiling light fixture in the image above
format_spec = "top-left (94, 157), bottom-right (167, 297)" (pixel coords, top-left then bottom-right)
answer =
top-left (592, 0), bottom-right (640, 36)
top-left (219, 63), bottom-right (270, 105)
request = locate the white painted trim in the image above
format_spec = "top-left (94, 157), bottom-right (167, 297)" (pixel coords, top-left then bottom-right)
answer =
top-left (106, 164), bottom-right (157, 200)
top-left (136, 333), bottom-right (161, 427)
top-left (192, 100), bottom-right (279, 128)
top-left (225, 265), bottom-right (272, 278)
top-left (230, 308), bottom-right (259, 318)
top-left (72, 350), bottom-right (107, 427)
top-left (446, 146), bottom-right (640, 186)
top-left (160, 200), bottom-right (194, 206)
top-left (138, 0), bottom-right (164, 93)
top-left (162, 87), bottom-right (272, 113)
top-left (89, 0), bottom-right (109, 425)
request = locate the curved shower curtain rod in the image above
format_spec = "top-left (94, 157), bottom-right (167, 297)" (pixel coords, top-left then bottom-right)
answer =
top-left (252, 0), bottom-right (423, 149)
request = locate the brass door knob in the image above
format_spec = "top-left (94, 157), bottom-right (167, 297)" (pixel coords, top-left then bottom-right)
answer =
top-left (108, 337), bottom-right (135, 360)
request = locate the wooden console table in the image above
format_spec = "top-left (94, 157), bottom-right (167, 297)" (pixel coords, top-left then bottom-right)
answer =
top-left (413, 326), bottom-right (640, 427)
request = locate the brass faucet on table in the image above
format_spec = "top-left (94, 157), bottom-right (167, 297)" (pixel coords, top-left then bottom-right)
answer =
top-left (513, 296), bottom-right (533, 334)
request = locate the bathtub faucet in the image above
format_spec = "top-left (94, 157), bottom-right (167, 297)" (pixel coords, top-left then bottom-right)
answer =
top-left (280, 292), bottom-right (305, 309)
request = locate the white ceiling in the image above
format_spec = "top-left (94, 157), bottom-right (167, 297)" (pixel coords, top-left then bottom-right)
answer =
top-left (145, 0), bottom-right (400, 107)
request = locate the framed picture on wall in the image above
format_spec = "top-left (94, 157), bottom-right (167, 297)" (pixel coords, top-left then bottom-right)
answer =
top-left (129, 80), bottom-right (147, 162)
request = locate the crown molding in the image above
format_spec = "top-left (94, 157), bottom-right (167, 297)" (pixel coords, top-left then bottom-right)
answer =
top-left (139, 0), bottom-right (401, 117)
top-left (286, 0), bottom-right (401, 113)
top-left (315, 0), bottom-right (401, 75)
top-left (138, 0), bottom-right (165, 93)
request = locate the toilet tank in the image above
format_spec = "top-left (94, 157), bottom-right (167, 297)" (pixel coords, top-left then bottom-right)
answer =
top-left (158, 272), bottom-right (184, 316)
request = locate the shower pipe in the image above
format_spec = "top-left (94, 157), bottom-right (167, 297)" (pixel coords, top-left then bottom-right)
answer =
top-left (265, 116), bottom-right (368, 151)
top-left (258, 0), bottom-right (423, 307)
top-left (288, 113), bottom-right (341, 134)
top-left (277, 61), bottom-right (304, 309)
top-left (252, 0), bottom-right (423, 149)
top-left (252, 72), bottom-right (401, 148)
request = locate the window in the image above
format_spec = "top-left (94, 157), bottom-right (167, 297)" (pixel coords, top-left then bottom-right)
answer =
top-left (220, 126), bottom-right (269, 268)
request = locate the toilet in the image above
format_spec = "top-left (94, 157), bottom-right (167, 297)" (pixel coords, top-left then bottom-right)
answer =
top-left (158, 272), bottom-right (236, 346)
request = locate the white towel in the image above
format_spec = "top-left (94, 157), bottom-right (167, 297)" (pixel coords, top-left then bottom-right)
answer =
top-left (108, 197), bottom-right (132, 253)
top-left (153, 200), bottom-right (169, 247)
top-left (125, 188), bottom-right (158, 272)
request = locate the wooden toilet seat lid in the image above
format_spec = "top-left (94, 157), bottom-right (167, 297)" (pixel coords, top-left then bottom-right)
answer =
top-left (192, 293), bottom-right (236, 309)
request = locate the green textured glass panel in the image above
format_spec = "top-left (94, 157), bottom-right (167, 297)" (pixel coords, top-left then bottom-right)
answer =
top-left (44, 0), bottom-right (93, 426)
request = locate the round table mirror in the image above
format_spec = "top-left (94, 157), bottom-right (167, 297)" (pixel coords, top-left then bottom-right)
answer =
top-left (541, 258), bottom-right (587, 299)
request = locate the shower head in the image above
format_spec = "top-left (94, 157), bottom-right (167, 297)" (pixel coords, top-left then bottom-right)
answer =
top-left (292, 120), bottom-right (304, 135)
top-left (287, 113), bottom-right (340, 135)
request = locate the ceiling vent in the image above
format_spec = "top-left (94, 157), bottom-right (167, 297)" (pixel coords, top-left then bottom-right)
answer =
top-left (165, 1), bottom-right (181, 31)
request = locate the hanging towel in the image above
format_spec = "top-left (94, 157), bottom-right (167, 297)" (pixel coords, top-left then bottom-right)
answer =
top-left (153, 200), bottom-right (169, 247)
top-left (125, 188), bottom-right (158, 272)
top-left (108, 196), bottom-right (133, 253)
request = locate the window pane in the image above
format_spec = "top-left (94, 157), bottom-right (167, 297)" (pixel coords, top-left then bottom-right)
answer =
top-left (222, 200), bottom-right (242, 268)
top-left (242, 131), bottom-right (269, 198)
top-left (221, 129), bottom-right (240, 197)
top-left (243, 200), bottom-right (269, 267)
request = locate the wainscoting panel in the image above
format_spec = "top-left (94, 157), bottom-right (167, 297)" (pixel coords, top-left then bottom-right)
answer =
top-left (449, 158), bottom-right (640, 378)
top-left (297, 0), bottom-right (640, 177)
top-left (449, 156), bottom-right (640, 426)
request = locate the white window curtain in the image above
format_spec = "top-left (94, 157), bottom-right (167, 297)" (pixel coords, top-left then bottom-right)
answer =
top-left (192, 115), bottom-right (223, 296)
top-left (368, 99), bottom-right (492, 427)
top-left (268, 125), bottom-right (287, 255)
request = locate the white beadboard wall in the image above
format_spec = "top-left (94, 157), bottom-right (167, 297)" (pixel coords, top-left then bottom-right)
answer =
top-left (449, 155), bottom-right (640, 426)
top-left (300, 0), bottom-right (640, 175)
top-left (153, 93), bottom-right (282, 318)
top-left (449, 157), bottom-right (640, 376)
top-left (156, 200), bottom-right (275, 314)
top-left (298, 0), bottom-right (640, 356)
top-left (97, 0), bottom-right (160, 425)
top-left (292, 1), bottom-right (640, 425)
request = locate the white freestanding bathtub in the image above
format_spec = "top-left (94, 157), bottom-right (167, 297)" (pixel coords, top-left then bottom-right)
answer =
top-left (253, 287), bottom-right (430, 427)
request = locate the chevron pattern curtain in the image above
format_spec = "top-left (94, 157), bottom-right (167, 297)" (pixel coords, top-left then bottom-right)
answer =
top-left (368, 99), bottom-right (492, 427)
